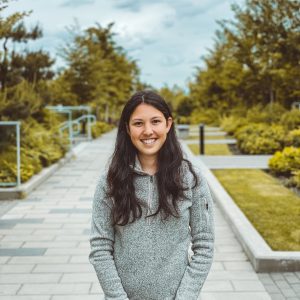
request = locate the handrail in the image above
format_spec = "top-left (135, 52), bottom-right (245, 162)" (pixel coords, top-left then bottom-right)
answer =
top-left (58, 114), bottom-right (96, 144)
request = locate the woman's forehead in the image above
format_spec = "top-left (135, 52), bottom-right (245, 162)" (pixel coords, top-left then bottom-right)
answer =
top-left (130, 103), bottom-right (164, 119)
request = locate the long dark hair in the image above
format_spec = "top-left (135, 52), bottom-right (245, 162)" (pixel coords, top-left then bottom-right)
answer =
top-left (107, 90), bottom-right (198, 226)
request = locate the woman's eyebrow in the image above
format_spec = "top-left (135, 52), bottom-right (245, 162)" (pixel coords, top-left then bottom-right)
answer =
top-left (131, 116), bottom-right (163, 121)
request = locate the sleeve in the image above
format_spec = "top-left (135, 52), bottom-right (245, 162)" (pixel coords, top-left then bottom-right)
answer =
top-left (89, 173), bottom-right (129, 300)
top-left (175, 168), bottom-right (215, 300)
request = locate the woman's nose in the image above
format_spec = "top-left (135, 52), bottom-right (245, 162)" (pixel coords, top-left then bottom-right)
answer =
top-left (143, 123), bottom-right (154, 135)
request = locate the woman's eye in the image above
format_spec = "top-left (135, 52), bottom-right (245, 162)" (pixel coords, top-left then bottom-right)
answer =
top-left (133, 122), bottom-right (143, 126)
top-left (152, 119), bottom-right (161, 124)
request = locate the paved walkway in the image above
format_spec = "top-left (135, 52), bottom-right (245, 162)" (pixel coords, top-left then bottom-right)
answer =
top-left (0, 130), bottom-right (299, 299)
top-left (198, 155), bottom-right (272, 169)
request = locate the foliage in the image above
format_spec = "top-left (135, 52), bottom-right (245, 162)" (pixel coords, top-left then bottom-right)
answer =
top-left (279, 109), bottom-right (300, 130)
top-left (268, 147), bottom-right (300, 176)
top-left (213, 169), bottom-right (300, 251)
top-left (189, 0), bottom-right (300, 111)
top-left (0, 117), bottom-right (68, 183)
top-left (0, 0), bottom-right (54, 91)
top-left (54, 23), bottom-right (140, 121)
top-left (235, 123), bottom-right (285, 154)
top-left (189, 108), bottom-right (220, 125)
top-left (285, 129), bottom-right (300, 147)
top-left (246, 103), bottom-right (286, 124)
top-left (220, 115), bottom-right (248, 135)
top-left (91, 121), bottom-right (114, 138)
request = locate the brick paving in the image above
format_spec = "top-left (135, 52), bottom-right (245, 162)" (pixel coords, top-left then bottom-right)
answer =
top-left (0, 129), bottom-right (298, 299)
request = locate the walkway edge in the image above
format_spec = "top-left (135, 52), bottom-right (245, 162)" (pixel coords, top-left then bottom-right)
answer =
top-left (0, 142), bottom-right (88, 200)
top-left (181, 141), bottom-right (300, 273)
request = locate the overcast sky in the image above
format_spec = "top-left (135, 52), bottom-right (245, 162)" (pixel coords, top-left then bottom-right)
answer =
top-left (6, 0), bottom-right (244, 89)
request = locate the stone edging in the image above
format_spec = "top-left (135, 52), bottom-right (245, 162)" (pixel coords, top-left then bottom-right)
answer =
top-left (181, 141), bottom-right (300, 273)
top-left (0, 142), bottom-right (89, 200)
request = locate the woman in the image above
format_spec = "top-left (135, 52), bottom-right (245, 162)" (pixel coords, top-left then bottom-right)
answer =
top-left (89, 90), bottom-right (214, 300)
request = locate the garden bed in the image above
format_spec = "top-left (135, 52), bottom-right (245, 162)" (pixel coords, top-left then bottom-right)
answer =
top-left (212, 169), bottom-right (300, 251)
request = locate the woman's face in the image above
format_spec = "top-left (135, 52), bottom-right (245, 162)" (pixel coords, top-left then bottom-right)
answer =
top-left (127, 103), bottom-right (172, 160)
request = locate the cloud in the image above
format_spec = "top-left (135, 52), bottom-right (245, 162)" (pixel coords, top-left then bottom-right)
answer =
top-left (160, 54), bottom-right (185, 67)
top-left (114, 0), bottom-right (141, 11)
top-left (61, 0), bottom-right (95, 8)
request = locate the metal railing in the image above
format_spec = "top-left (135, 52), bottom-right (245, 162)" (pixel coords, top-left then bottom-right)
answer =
top-left (0, 121), bottom-right (21, 187)
top-left (58, 114), bottom-right (96, 144)
top-left (46, 105), bottom-right (96, 148)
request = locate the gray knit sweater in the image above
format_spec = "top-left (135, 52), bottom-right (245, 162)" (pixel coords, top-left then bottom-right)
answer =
top-left (89, 158), bottom-right (215, 300)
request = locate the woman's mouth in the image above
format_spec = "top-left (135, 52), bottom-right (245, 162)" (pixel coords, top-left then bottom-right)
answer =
top-left (141, 138), bottom-right (157, 145)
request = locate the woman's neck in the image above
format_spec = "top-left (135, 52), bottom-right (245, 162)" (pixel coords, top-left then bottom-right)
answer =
top-left (138, 154), bottom-right (157, 175)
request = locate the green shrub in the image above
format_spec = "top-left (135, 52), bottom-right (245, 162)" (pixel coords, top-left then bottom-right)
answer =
top-left (291, 170), bottom-right (300, 188)
top-left (268, 147), bottom-right (300, 176)
top-left (0, 117), bottom-right (69, 184)
top-left (280, 109), bottom-right (300, 130)
top-left (285, 129), bottom-right (300, 147)
top-left (235, 123), bottom-right (285, 154)
top-left (246, 103), bottom-right (286, 124)
top-left (189, 108), bottom-right (220, 126)
top-left (220, 115), bottom-right (248, 135)
top-left (0, 146), bottom-right (42, 183)
top-left (91, 121), bottom-right (114, 138)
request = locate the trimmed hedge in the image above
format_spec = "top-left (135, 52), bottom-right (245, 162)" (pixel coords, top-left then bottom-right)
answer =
top-left (269, 147), bottom-right (300, 189)
top-left (234, 123), bottom-right (285, 154)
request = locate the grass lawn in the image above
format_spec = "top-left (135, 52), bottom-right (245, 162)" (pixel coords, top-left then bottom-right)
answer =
top-left (213, 169), bottom-right (300, 251)
top-left (188, 143), bottom-right (232, 155)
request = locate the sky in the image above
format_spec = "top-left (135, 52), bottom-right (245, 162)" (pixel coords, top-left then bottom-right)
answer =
top-left (5, 0), bottom-right (245, 89)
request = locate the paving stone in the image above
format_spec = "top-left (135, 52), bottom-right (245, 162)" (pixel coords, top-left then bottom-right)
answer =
top-left (8, 256), bottom-right (69, 264)
top-left (60, 273), bottom-right (96, 283)
top-left (0, 274), bottom-right (61, 284)
top-left (0, 248), bottom-right (46, 256)
top-left (22, 242), bottom-right (78, 248)
top-left (52, 296), bottom-right (103, 300)
top-left (32, 263), bottom-right (93, 273)
top-left (0, 284), bottom-right (21, 295)
top-left (0, 297), bottom-right (50, 300)
top-left (283, 273), bottom-right (300, 284)
top-left (269, 294), bottom-right (286, 300)
top-left (232, 280), bottom-right (266, 291)
top-left (18, 283), bottom-right (90, 295)
top-left (0, 265), bottom-right (34, 273)
top-left (264, 284), bottom-right (281, 293)
top-left (0, 219), bottom-right (44, 226)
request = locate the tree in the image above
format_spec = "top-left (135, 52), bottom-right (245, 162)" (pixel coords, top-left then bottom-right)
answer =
top-left (189, 0), bottom-right (300, 111)
top-left (55, 22), bottom-right (141, 120)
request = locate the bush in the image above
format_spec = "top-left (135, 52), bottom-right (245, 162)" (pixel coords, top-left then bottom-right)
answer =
top-left (235, 123), bottom-right (285, 154)
top-left (0, 146), bottom-right (42, 183)
top-left (91, 121), bottom-right (114, 138)
top-left (220, 115), bottom-right (248, 135)
top-left (291, 170), bottom-right (300, 188)
top-left (246, 103), bottom-right (286, 124)
top-left (189, 108), bottom-right (220, 126)
top-left (285, 129), bottom-right (300, 147)
top-left (280, 109), bottom-right (300, 130)
top-left (268, 147), bottom-right (300, 176)
top-left (0, 117), bottom-right (69, 184)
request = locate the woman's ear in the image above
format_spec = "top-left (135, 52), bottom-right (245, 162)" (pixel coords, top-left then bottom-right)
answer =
top-left (166, 117), bottom-right (173, 133)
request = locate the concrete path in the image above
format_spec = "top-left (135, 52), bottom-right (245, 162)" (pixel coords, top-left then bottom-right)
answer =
top-left (0, 130), bottom-right (298, 299)
top-left (185, 139), bottom-right (237, 144)
top-left (198, 155), bottom-right (273, 169)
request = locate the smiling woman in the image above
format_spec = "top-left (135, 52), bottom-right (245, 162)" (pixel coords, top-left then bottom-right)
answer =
top-left (126, 102), bottom-right (172, 174)
top-left (89, 90), bottom-right (215, 300)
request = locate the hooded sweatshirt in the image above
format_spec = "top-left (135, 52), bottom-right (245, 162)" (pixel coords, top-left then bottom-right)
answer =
top-left (89, 158), bottom-right (215, 300)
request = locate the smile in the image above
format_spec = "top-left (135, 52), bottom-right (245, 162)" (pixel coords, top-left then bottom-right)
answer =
top-left (141, 138), bottom-right (157, 145)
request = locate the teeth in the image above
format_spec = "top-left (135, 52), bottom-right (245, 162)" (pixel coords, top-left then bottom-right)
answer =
top-left (142, 139), bottom-right (156, 144)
